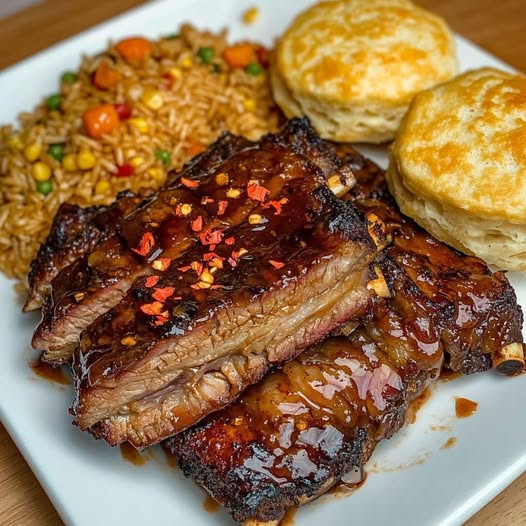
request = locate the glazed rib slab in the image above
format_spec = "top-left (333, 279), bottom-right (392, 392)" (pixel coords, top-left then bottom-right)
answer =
top-left (31, 134), bottom-right (252, 363)
top-left (31, 121), bottom-right (356, 364)
top-left (70, 121), bottom-right (375, 446)
top-left (164, 146), bottom-right (524, 524)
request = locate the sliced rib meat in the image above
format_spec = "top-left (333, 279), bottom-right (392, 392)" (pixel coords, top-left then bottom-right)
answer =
top-left (164, 146), bottom-right (524, 524)
top-left (31, 120), bottom-right (355, 364)
top-left (72, 142), bottom-right (374, 446)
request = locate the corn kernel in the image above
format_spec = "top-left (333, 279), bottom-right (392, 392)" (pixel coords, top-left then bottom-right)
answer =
top-left (242, 7), bottom-right (260, 25)
top-left (130, 156), bottom-right (145, 167)
top-left (215, 172), bottom-right (229, 186)
top-left (237, 248), bottom-right (248, 257)
top-left (128, 118), bottom-right (150, 133)
top-left (32, 161), bottom-right (51, 182)
top-left (226, 188), bottom-right (241, 199)
top-left (95, 180), bottom-right (111, 194)
top-left (148, 167), bottom-right (166, 183)
top-left (197, 280), bottom-right (211, 289)
top-left (242, 98), bottom-right (256, 112)
top-left (77, 149), bottom-right (96, 170)
top-left (121, 336), bottom-right (136, 346)
top-left (249, 213), bottom-right (263, 225)
top-left (141, 88), bottom-right (164, 110)
top-left (24, 143), bottom-right (41, 162)
top-left (180, 56), bottom-right (193, 69)
top-left (62, 153), bottom-right (77, 171)
top-left (180, 203), bottom-right (192, 216)
top-left (7, 134), bottom-right (22, 150)
top-left (169, 67), bottom-right (182, 79)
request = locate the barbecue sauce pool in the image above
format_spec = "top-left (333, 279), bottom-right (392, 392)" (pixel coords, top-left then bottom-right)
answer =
top-left (202, 494), bottom-right (220, 513)
top-left (30, 359), bottom-right (70, 385)
top-left (455, 397), bottom-right (478, 418)
top-left (120, 443), bottom-right (147, 466)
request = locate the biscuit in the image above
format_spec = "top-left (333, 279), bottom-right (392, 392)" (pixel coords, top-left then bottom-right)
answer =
top-left (272, 0), bottom-right (458, 143)
top-left (387, 67), bottom-right (526, 271)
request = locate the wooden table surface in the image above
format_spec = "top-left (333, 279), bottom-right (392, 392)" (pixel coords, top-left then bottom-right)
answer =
top-left (1, 1), bottom-right (525, 525)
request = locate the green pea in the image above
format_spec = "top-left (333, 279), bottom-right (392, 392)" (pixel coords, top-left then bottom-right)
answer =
top-left (47, 143), bottom-right (65, 162)
top-left (155, 148), bottom-right (171, 165)
top-left (46, 94), bottom-right (62, 111)
top-left (61, 71), bottom-right (77, 84)
top-left (197, 47), bottom-right (215, 64)
top-left (37, 180), bottom-right (53, 196)
top-left (166, 33), bottom-right (179, 40)
top-left (245, 63), bottom-right (262, 76)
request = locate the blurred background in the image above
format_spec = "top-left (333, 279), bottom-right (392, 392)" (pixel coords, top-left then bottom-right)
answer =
top-left (0, 0), bottom-right (525, 71)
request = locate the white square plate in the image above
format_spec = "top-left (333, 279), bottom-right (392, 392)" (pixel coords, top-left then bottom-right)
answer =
top-left (1, 1), bottom-right (525, 525)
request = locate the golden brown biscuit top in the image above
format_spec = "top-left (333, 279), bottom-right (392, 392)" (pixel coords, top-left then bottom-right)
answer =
top-left (394, 67), bottom-right (526, 222)
top-left (276, 0), bottom-right (458, 104)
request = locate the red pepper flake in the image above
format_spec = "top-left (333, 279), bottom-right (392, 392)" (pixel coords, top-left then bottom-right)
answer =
top-left (264, 199), bottom-right (287, 215)
top-left (203, 252), bottom-right (224, 262)
top-left (211, 284), bottom-right (227, 290)
top-left (175, 204), bottom-right (183, 217)
top-left (190, 215), bottom-right (203, 232)
top-left (231, 248), bottom-right (248, 260)
top-left (228, 257), bottom-right (238, 268)
top-left (190, 283), bottom-right (201, 290)
top-left (269, 259), bottom-right (285, 270)
top-left (191, 261), bottom-right (204, 276)
top-left (247, 180), bottom-right (270, 202)
top-left (209, 244), bottom-right (217, 252)
top-left (145, 276), bottom-right (159, 288)
top-left (132, 232), bottom-right (155, 256)
top-left (199, 228), bottom-right (223, 246)
top-left (177, 265), bottom-right (192, 273)
top-left (201, 196), bottom-right (215, 205)
top-left (180, 176), bottom-right (200, 189)
top-left (225, 236), bottom-right (235, 246)
top-left (152, 257), bottom-right (171, 271)
top-left (217, 200), bottom-right (228, 216)
top-left (140, 301), bottom-right (165, 316)
top-left (154, 314), bottom-right (170, 326)
top-left (152, 286), bottom-right (175, 303)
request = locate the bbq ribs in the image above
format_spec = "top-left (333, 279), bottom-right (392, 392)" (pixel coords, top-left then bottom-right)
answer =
top-left (29, 119), bottom-right (376, 447)
top-left (164, 144), bottom-right (524, 524)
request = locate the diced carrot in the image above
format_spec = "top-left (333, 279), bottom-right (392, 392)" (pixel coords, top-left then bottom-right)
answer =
top-left (223, 43), bottom-right (256, 68)
top-left (186, 138), bottom-right (206, 157)
top-left (83, 104), bottom-right (120, 139)
top-left (93, 61), bottom-right (122, 90)
top-left (115, 37), bottom-right (153, 64)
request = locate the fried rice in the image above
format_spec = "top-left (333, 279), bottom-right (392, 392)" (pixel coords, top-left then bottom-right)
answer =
top-left (0, 24), bottom-right (280, 291)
